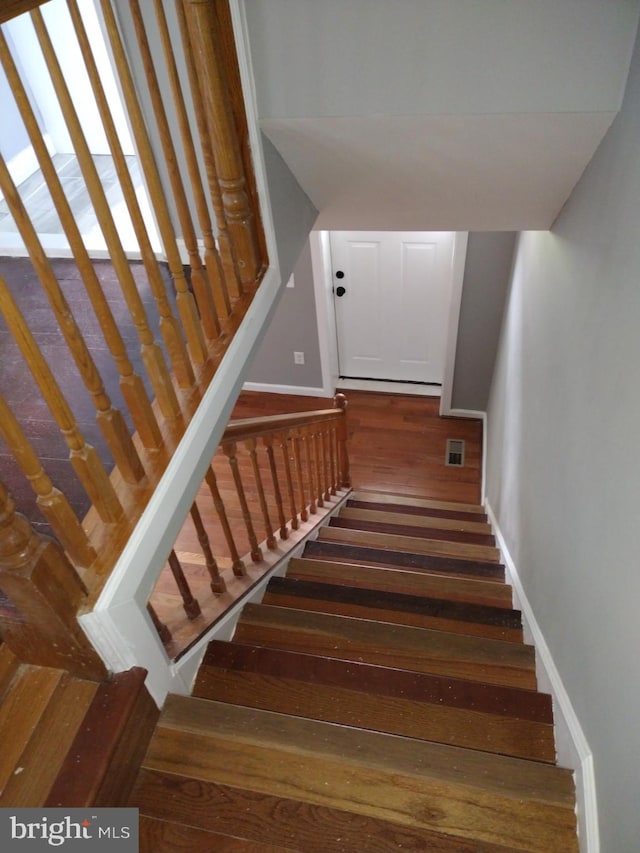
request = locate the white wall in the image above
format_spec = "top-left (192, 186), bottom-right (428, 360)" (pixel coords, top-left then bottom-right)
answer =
top-left (485, 21), bottom-right (640, 852)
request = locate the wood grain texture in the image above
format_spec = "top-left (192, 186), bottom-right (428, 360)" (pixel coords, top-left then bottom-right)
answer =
top-left (262, 576), bottom-right (523, 641)
top-left (287, 556), bottom-right (514, 608)
top-left (46, 668), bottom-right (159, 808)
top-left (234, 604), bottom-right (537, 689)
top-left (141, 696), bottom-right (577, 852)
top-left (140, 815), bottom-right (298, 853)
top-left (340, 504), bottom-right (492, 533)
top-left (194, 658), bottom-right (555, 762)
top-left (304, 539), bottom-right (505, 580)
top-left (134, 771), bottom-right (526, 853)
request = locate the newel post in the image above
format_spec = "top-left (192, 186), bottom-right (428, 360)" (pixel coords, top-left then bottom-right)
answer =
top-left (0, 480), bottom-right (106, 680)
top-left (333, 393), bottom-right (351, 488)
top-left (182, 0), bottom-right (262, 286)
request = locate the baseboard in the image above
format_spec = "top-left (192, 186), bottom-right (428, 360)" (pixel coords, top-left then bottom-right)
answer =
top-left (485, 499), bottom-right (599, 853)
top-left (242, 381), bottom-right (330, 398)
top-left (335, 377), bottom-right (441, 397)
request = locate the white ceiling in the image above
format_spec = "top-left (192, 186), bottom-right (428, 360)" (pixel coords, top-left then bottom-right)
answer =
top-left (245, 0), bottom-right (639, 231)
top-left (261, 112), bottom-right (616, 231)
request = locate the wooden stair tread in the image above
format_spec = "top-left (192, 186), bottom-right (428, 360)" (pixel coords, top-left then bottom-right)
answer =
top-left (0, 665), bottom-right (65, 794)
top-left (141, 695), bottom-right (576, 852)
top-left (46, 667), bottom-right (159, 808)
top-left (0, 675), bottom-right (98, 806)
top-left (195, 641), bottom-right (555, 762)
top-left (199, 640), bottom-right (553, 722)
top-left (318, 526), bottom-right (501, 563)
top-left (234, 603), bottom-right (537, 689)
top-left (329, 515), bottom-right (495, 546)
top-left (263, 576), bottom-right (522, 641)
top-left (288, 556), bottom-right (513, 608)
top-left (348, 497), bottom-right (488, 524)
top-left (341, 505), bottom-right (493, 534)
top-left (134, 773), bottom-right (524, 853)
top-left (304, 539), bottom-right (505, 580)
top-left (140, 815), bottom-right (298, 853)
top-left (353, 490), bottom-right (486, 514)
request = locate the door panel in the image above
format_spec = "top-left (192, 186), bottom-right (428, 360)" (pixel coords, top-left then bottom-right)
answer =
top-left (330, 231), bottom-right (454, 383)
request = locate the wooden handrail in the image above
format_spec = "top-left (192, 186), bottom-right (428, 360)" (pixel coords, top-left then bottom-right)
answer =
top-left (223, 407), bottom-right (346, 441)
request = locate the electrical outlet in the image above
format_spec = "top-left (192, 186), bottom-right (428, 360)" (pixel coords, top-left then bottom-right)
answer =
top-left (294, 351), bottom-right (305, 365)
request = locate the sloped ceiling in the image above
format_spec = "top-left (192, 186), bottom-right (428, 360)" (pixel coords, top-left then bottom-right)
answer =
top-left (244, 0), bottom-right (640, 231)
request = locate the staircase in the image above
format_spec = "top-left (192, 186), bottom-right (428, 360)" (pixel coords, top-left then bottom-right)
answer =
top-left (131, 490), bottom-right (579, 853)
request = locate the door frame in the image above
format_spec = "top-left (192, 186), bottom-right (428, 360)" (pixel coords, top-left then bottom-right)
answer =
top-left (310, 229), bottom-right (468, 414)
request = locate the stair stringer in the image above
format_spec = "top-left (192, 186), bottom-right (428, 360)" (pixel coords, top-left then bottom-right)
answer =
top-left (486, 499), bottom-right (597, 853)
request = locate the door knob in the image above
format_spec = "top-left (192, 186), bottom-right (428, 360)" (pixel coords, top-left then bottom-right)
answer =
top-left (335, 286), bottom-right (346, 297)
top-left (335, 270), bottom-right (345, 279)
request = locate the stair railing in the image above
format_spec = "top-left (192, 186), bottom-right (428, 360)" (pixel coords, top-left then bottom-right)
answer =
top-left (80, 396), bottom-right (351, 703)
top-left (0, 0), bottom-right (285, 680)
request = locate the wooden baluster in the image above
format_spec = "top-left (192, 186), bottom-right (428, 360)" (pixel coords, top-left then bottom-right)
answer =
top-left (264, 435), bottom-right (289, 539)
top-left (100, 0), bottom-right (208, 367)
top-left (67, 0), bottom-right (195, 391)
top-left (303, 428), bottom-right (318, 515)
top-left (203, 466), bottom-right (245, 576)
top-left (222, 441), bottom-right (263, 562)
top-left (278, 433), bottom-right (299, 531)
top-left (292, 429), bottom-right (309, 523)
top-left (0, 273), bottom-right (123, 524)
top-left (328, 423), bottom-right (338, 496)
top-left (167, 550), bottom-right (201, 619)
top-left (31, 8), bottom-right (182, 423)
top-left (245, 438), bottom-right (277, 550)
top-left (0, 154), bottom-right (146, 486)
top-left (174, 0), bottom-right (239, 301)
top-left (153, 0), bottom-right (231, 319)
top-left (0, 392), bottom-right (96, 568)
top-left (0, 480), bottom-right (106, 679)
top-left (147, 602), bottom-right (172, 645)
top-left (128, 0), bottom-right (220, 342)
top-left (313, 430), bottom-right (324, 508)
top-left (321, 426), bottom-right (332, 502)
top-left (183, 0), bottom-right (263, 287)
top-left (0, 31), bottom-right (162, 452)
top-left (190, 501), bottom-right (226, 593)
top-left (334, 393), bottom-right (351, 488)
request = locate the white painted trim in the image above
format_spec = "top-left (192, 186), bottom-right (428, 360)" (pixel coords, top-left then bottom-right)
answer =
top-left (309, 230), bottom-right (339, 396)
top-left (335, 377), bottom-right (440, 397)
top-left (485, 499), bottom-right (599, 853)
top-left (439, 231), bottom-right (469, 415)
top-left (242, 381), bottom-right (330, 398)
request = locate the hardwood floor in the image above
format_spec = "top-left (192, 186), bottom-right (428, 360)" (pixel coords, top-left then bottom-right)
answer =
top-left (229, 389), bottom-right (482, 504)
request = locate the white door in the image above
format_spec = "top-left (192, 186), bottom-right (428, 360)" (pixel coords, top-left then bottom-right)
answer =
top-left (330, 231), bottom-right (455, 384)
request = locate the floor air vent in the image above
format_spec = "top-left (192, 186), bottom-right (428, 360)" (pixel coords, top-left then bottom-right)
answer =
top-left (445, 439), bottom-right (465, 467)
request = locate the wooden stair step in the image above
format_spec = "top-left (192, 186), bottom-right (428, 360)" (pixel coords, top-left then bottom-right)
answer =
top-left (46, 667), bottom-right (159, 808)
top-left (288, 556), bottom-right (513, 608)
top-left (318, 525), bottom-right (501, 563)
top-left (349, 497), bottom-right (488, 523)
top-left (353, 490), bottom-right (486, 515)
top-left (135, 695), bottom-right (577, 852)
top-left (139, 815), bottom-right (298, 853)
top-left (330, 515), bottom-right (495, 546)
top-left (234, 603), bottom-right (537, 690)
top-left (304, 538), bottom-right (505, 580)
top-left (340, 504), bottom-right (493, 534)
top-left (134, 772), bottom-right (524, 853)
top-left (0, 665), bottom-right (66, 795)
top-left (194, 640), bottom-right (556, 762)
top-left (263, 576), bottom-right (523, 641)
top-left (0, 674), bottom-right (98, 806)
top-left (198, 640), bottom-right (553, 722)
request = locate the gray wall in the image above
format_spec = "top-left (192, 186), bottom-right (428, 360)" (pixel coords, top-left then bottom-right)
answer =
top-left (0, 60), bottom-right (31, 161)
top-left (247, 237), bottom-right (322, 388)
top-left (451, 232), bottom-right (516, 411)
top-left (485, 22), bottom-right (640, 852)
